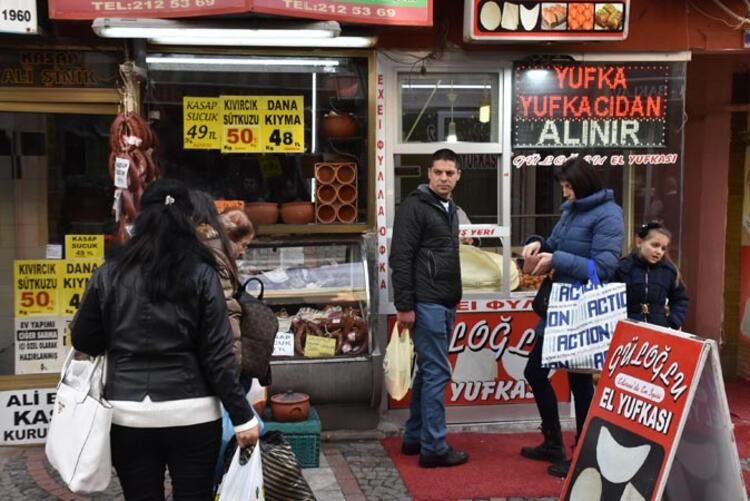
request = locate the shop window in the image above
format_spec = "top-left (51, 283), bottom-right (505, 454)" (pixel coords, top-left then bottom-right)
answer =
top-left (144, 54), bottom-right (370, 227)
top-left (398, 73), bottom-right (499, 143)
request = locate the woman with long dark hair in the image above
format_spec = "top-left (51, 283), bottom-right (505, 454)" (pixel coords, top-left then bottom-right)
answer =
top-left (520, 157), bottom-right (624, 478)
top-left (72, 178), bottom-right (258, 499)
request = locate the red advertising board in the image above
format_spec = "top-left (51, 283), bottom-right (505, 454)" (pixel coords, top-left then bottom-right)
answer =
top-left (49, 0), bottom-right (432, 25)
top-left (561, 320), bottom-right (708, 501)
top-left (49, 0), bottom-right (249, 20)
top-left (387, 311), bottom-right (569, 409)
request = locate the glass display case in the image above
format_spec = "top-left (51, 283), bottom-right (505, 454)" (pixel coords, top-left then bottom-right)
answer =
top-left (237, 235), bottom-right (370, 359)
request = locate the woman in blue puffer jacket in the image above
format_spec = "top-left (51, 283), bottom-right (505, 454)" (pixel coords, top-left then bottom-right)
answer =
top-left (519, 157), bottom-right (625, 478)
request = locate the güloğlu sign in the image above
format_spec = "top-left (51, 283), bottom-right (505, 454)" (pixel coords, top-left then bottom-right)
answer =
top-left (513, 63), bottom-right (670, 149)
top-left (561, 321), bottom-right (747, 501)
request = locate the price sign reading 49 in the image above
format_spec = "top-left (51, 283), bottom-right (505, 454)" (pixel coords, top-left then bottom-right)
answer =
top-left (14, 260), bottom-right (59, 317)
top-left (183, 97), bottom-right (221, 150)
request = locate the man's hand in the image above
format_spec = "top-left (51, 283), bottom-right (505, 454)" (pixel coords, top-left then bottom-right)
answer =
top-left (235, 424), bottom-right (260, 448)
top-left (532, 252), bottom-right (553, 275)
top-left (396, 310), bottom-right (415, 331)
top-left (522, 241), bottom-right (541, 259)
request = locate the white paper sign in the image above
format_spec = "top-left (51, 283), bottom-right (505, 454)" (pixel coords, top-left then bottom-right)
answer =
top-left (272, 332), bottom-right (294, 356)
top-left (0, 0), bottom-right (37, 34)
top-left (0, 388), bottom-right (56, 445)
top-left (114, 157), bottom-right (130, 189)
top-left (45, 244), bottom-right (63, 259)
top-left (15, 317), bottom-right (66, 375)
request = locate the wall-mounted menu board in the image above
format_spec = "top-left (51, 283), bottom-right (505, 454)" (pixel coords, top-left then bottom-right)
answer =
top-left (464, 0), bottom-right (629, 42)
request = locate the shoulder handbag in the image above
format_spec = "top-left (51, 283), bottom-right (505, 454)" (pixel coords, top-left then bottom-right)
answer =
top-left (235, 277), bottom-right (279, 385)
top-left (45, 349), bottom-right (112, 493)
top-left (532, 276), bottom-right (554, 318)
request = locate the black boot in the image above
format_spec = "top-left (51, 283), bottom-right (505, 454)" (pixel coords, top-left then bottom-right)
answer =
top-left (547, 459), bottom-right (571, 478)
top-left (520, 425), bottom-right (566, 463)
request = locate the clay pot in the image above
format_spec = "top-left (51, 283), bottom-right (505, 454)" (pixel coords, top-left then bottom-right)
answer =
top-left (270, 391), bottom-right (310, 422)
top-left (315, 163), bottom-right (336, 184)
top-left (337, 184), bottom-right (357, 204)
top-left (335, 163), bottom-right (357, 184)
top-left (280, 201), bottom-right (314, 225)
top-left (321, 112), bottom-right (358, 138)
top-left (337, 204), bottom-right (357, 224)
top-left (316, 184), bottom-right (338, 204)
top-left (316, 204), bottom-right (337, 224)
top-left (335, 76), bottom-right (360, 98)
top-left (245, 202), bottom-right (279, 226)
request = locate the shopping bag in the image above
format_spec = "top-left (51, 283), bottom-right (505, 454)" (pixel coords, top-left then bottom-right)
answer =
top-left (218, 443), bottom-right (265, 501)
top-left (383, 323), bottom-right (413, 400)
top-left (258, 431), bottom-right (315, 501)
top-left (541, 261), bottom-right (627, 371)
top-left (45, 349), bottom-right (113, 493)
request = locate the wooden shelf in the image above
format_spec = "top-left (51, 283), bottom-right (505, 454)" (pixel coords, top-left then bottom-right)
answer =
top-left (257, 223), bottom-right (369, 235)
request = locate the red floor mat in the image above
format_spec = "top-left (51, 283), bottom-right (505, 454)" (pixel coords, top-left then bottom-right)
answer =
top-left (381, 432), bottom-right (576, 500)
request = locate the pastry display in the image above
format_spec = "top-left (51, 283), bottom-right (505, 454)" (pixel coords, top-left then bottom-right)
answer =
top-left (479, 0), bottom-right (502, 31)
top-left (568, 3), bottom-right (594, 30)
top-left (541, 3), bottom-right (567, 30)
top-left (595, 3), bottom-right (624, 30)
top-left (501, 2), bottom-right (520, 31)
top-left (520, 3), bottom-right (541, 31)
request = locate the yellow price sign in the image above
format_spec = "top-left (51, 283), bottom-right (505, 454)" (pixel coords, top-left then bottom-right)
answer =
top-left (303, 335), bottom-right (337, 358)
top-left (261, 96), bottom-right (304, 153)
top-left (61, 260), bottom-right (103, 316)
top-left (183, 97), bottom-right (221, 150)
top-left (14, 260), bottom-right (60, 317)
top-left (65, 234), bottom-right (104, 260)
top-left (221, 96), bottom-right (261, 153)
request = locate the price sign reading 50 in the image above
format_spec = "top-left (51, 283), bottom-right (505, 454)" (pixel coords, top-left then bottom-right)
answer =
top-left (222, 126), bottom-right (259, 153)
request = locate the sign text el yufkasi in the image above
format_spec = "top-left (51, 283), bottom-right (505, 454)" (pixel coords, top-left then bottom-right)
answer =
top-left (49, 0), bottom-right (432, 25)
top-left (513, 64), bottom-right (669, 149)
top-left (183, 95), bottom-right (304, 153)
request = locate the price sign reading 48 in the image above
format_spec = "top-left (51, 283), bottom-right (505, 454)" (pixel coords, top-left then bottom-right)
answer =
top-left (262, 96), bottom-right (304, 153)
top-left (14, 260), bottom-right (59, 317)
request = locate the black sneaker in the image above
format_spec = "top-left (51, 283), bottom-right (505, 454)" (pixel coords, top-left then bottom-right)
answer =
top-left (419, 447), bottom-right (469, 468)
top-left (401, 441), bottom-right (420, 456)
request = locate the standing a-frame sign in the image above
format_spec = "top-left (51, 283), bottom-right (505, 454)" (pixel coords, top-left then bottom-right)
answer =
top-left (561, 320), bottom-right (747, 500)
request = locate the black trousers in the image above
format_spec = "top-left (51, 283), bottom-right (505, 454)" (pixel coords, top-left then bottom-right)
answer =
top-left (110, 419), bottom-right (222, 501)
top-left (524, 334), bottom-right (594, 437)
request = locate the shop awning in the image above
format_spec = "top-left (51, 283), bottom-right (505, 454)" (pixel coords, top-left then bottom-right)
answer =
top-left (48, 0), bottom-right (433, 26)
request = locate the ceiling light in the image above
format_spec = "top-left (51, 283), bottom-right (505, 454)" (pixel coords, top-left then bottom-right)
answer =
top-left (446, 121), bottom-right (458, 143)
top-left (145, 55), bottom-right (341, 67)
top-left (402, 84), bottom-right (492, 90)
top-left (147, 35), bottom-right (376, 48)
top-left (92, 18), bottom-right (341, 39)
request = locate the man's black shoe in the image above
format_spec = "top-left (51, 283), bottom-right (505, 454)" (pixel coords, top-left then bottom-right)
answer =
top-left (418, 447), bottom-right (469, 468)
top-left (401, 441), bottom-right (420, 456)
top-left (548, 459), bottom-right (571, 478)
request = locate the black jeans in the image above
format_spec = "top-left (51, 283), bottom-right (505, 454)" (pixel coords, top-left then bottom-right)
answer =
top-left (523, 330), bottom-right (594, 437)
top-left (111, 419), bottom-right (222, 501)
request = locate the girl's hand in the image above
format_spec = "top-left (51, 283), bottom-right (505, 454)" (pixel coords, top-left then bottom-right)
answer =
top-left (235, 424), bottom-right (260, 448)
top-left (532, 253), bottom-right (553, 275)
top-left (522, 241), bottom-right (541, 259)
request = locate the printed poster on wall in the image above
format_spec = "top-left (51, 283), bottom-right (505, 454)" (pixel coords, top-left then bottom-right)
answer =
top-left (387, 312), bottom-right (570, 408)
top-left (14, 317), bottom-right (67, 374)
top-left (0, 388), bottom-right (56, 445)
top-left (560, 321), bottom-right (748, 501)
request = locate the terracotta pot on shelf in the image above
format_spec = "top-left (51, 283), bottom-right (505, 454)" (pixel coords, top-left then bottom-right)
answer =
top-left (337, 184), bottom-right (357, 205)
top-left (280, 201), bottom-right (314, 225)
top-left (316, 184), bottom-right (338, 205)
top-left (244, 202), bottom-right (279, 226)
top-left (321, 112), bottom-right (358, 138)
top-left (337, 203), bottom-right (357, 224)
top-left (335, 163), bottom-right (357, 184)
top-left (316, 204), bottom-right (337, 224)
top-left (270, 391), bottom-right (310, 422)
top-left (315, 163), bottom-right (336, 184)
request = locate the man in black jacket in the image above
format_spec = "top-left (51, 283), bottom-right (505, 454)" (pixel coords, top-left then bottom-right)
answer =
top-left (389, 148), bottom-right (468, 468)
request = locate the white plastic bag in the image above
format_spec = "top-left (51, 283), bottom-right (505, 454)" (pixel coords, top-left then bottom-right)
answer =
top-left (218, 444), bottom-right (265, 501)
top-left (383, 323), bottom-right (413, 401)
